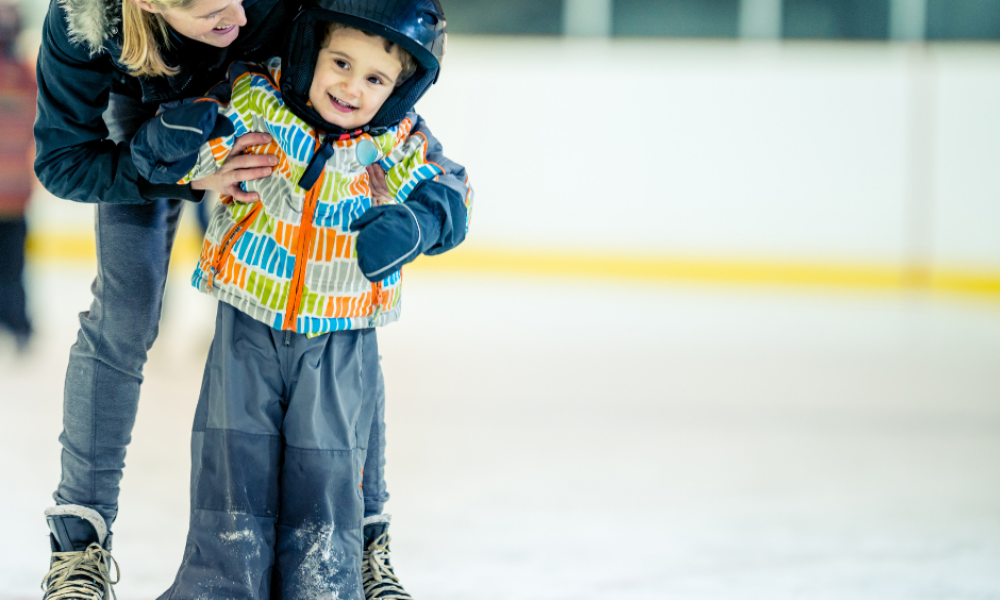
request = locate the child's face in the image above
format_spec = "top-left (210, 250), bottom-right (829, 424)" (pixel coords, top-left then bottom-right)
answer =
top-left (308, 27), bottom-right (405, 130)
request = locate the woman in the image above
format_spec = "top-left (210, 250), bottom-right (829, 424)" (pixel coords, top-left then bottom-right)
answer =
top-left (34, 1), bottom-right (453, 597)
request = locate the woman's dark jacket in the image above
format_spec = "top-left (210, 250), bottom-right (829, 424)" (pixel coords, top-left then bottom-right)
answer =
top-left (34, 0), bottom-right (296, 204)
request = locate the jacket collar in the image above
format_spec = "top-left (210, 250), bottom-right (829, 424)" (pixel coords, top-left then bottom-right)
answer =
top-left (59, 0), bottom-right (121, 57)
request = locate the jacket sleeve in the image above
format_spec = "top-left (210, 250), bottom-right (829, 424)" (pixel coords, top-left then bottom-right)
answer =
top-left (178, 128), bottom-right (237, 185)
top-left (131, 100), bottom-right (237, 185)
top-left (383, 114), bottom-right (473, 255)
top-left (32, 1), bottom-right (200, 204)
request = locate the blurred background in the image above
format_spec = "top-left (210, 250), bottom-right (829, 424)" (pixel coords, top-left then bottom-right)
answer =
top-left (3, 0), bottom-right (1000, 598)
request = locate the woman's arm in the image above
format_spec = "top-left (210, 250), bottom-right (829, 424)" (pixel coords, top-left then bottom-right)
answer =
top-left (132, 98), bottom-right (274, 204)
top-left (33, 1), bottom-right (197, 204)
top-left (32, 2), bottom-right (273, 205)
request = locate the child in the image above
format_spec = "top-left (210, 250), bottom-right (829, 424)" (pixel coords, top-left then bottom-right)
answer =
top-left (130, 1), bottom-right (472, 597)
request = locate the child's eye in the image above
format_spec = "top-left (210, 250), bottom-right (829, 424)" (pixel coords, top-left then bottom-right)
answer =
top-left (335, 60), bottom-right (349, 70)
top-left (367, 76), bottom-right (383, 85)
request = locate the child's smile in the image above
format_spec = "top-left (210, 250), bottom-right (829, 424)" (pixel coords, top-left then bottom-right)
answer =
top-left (328, 95), bottom-right (357, 113)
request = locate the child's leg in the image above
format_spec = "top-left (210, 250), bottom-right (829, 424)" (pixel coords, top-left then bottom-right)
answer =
top-left (159, 303), bottom-right (287, 600)
top-left (271, 328), bottom-right (379, 599)
top-left (361, 362), bottom-right (389, 518)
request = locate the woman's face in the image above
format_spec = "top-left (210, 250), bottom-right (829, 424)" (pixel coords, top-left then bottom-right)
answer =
top-left (133, 0), bottom-right (246, 48)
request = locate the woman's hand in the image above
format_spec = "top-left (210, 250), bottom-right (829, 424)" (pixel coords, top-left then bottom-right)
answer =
top-left (366, 163), bottom-right (393, 206)
top-left (190, 132), bottom-right (277, 203)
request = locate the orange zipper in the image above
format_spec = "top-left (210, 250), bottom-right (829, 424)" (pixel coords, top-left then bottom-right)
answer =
top-left (369, 281), bottom-right (383, 325)
top-left (207, 202), bottom-right (263, 291)
top-left (281, 133), bottom-right (385, 331)
top-left (281, 173), bottom-right (322, 330)
top-left (281, 131), bottom-right (327, 331)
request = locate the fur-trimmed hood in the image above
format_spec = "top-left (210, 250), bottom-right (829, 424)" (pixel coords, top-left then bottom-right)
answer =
top-left (58, 0), bottom-right (121, 56)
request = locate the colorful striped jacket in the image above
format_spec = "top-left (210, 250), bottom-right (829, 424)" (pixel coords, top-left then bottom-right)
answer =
top-left (148, 58), bottom-right (472, 335)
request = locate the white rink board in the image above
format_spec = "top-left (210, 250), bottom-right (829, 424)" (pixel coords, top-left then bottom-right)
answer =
top-left (414, 38), bottom-right (1000, 269)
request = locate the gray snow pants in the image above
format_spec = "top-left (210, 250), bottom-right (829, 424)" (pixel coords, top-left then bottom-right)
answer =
top-left (159, 302), bottom-right (379, 600)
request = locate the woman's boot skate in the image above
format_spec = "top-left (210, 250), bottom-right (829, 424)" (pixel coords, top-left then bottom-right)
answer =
top-left (41, 506), bottom-right (119, 600)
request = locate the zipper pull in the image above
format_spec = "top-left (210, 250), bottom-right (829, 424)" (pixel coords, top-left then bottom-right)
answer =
top-left (368, 283), bottom-right (383, 327)
top-left (298, 137), bottom-right (335, 190)
top-left (369, 305), bottom-right (382, 328)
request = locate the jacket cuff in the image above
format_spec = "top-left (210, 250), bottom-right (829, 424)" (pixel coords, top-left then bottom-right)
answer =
top-left (138, 179), bottom-right (204, 203)
top-left (409, 180), bottom-right (467, 255)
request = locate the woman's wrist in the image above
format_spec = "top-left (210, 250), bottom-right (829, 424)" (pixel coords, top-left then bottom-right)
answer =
top-left (190, 178), bottom-right (214, 192)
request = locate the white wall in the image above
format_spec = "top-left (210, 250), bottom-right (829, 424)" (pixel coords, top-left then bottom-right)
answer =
top-left (931, 46), bottom-right (1000, 271)
top-left (29, 37), bottom-right (1000, 273)
top-left (411, 37), bottom-right (1000, 271)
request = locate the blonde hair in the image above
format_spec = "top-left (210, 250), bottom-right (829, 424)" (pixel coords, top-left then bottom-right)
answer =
top-left (121, 0), bottom-right (198, 78)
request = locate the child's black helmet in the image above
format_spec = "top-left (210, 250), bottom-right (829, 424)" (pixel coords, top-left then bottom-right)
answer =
top-left (282, 0), bottom-right (447, 135)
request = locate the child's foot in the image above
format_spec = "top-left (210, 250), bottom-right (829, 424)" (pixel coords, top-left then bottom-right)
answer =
top-left (41, 506), bottom-right (119, 600)
top-left (362, 515), bottom-right (413, 600)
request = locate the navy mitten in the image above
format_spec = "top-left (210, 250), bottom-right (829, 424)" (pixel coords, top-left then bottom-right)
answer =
top-left (132, 100), bottom-right (235, 184)
top-left (350, 200), bottom-right (442, 282)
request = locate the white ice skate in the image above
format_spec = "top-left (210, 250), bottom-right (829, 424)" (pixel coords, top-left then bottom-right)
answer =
top-left (362, 515), bottom-right (414, 600)
top-left (41, 506), bottom-right (120, 600)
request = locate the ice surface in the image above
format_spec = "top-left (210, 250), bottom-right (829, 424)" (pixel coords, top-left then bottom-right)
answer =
top-left (2, 265), bottom-right (1000, 599)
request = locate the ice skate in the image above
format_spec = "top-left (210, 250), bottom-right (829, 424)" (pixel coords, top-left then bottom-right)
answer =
top-left (41, 506), bottom-right (119, 600)
top-left (362, 515), bottom-right (413, 600)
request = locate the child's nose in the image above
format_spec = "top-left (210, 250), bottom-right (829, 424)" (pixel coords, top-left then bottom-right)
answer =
top-left (341, 78), bottom-right (362, 98)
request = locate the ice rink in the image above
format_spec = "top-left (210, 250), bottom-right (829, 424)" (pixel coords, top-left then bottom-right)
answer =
top-left (4, 30), bottom-right (1000, 600)
top-left (3, 258), bottom-right (1000, 599)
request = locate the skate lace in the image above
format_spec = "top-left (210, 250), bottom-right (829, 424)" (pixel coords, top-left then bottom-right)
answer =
top-left (41, 543), bottom-right (120, 600)
top-left (362, 533), bottom-right (413, 600)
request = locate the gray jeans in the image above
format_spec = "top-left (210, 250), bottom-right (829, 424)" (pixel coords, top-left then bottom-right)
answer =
top-left (55, 94), bottom-right (389, 529)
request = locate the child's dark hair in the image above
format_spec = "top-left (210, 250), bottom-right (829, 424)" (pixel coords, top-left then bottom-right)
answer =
top-left (321, 22), bottom-right (418, 87)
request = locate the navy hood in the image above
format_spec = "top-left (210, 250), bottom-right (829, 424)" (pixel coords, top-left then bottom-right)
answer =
top-left (281, 0), bottom-right (447, 136)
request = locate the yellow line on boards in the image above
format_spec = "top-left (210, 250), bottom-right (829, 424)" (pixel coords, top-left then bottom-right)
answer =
top-left (406, 248), bottom-right (1000, 298)
top-left (409, 248), bottom-right (903, 287)
top-left (24, 233), bottom-right (1000, 299)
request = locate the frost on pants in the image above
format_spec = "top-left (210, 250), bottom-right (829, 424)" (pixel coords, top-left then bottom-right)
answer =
top-left (156, 440), bottom-right (368, 600)
top-left (272, 524), bottom-right (364, 600)
top-left (158, 511), bottom-right (276, 599)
